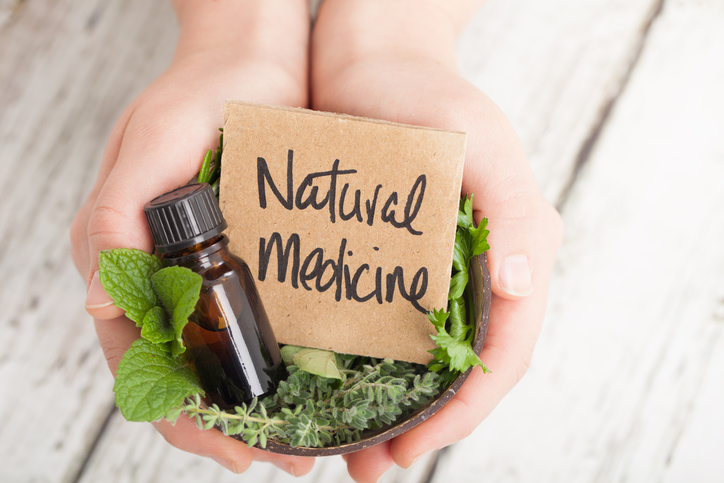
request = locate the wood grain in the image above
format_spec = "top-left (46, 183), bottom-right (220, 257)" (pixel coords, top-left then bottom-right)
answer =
top-left (432, 1), bottom-right (724, 481)
top-left (76, 0), bottom-right (669, 478)
top-left (0, 0), bottom-right (704, 481)
top-left (77, 408), bottom-right (439, 483)
top-left (0, 0), bottom-right (176, 481)
top-left (457, 0), bottom-right (663, 204)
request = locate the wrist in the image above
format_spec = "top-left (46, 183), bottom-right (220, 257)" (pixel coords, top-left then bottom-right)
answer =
top-left (313, 0), bottom-right (465, 78)
top-left (171, 0), bottom-right (309, 79)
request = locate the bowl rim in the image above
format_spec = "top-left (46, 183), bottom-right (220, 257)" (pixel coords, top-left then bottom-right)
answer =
top-left (250, 252), bottom-right (491, 456)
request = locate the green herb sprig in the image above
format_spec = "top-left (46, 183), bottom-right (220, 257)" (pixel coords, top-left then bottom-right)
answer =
top-left (196, 128), bottom-right (223, 197)
top-left (179, 354), bottom-right (440, 448)
top-left (427, 195), bottom-right (491, 385)
top-left (99, 249), bottom-right (204, 422)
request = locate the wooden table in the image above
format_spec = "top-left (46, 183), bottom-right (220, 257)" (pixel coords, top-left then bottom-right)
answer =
top-left (2, 0), bottom-right (722, 481)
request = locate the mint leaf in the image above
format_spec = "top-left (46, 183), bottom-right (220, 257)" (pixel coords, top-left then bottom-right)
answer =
top-left (113, 338), bottom-right (203, 422)
top-left (151, 266), bottom-right (203, 357)
top-left (140, 306), bottom-right (174, 345)
top-left (99, 249), bottom-right (162, 325)
top-left (293, 348), bottom-right (342, 380)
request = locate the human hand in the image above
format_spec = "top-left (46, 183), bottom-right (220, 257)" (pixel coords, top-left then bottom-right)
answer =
top-left (70, 0), bottom-right (314, 476)
top-left (311, 1), bottom-right (564, 481)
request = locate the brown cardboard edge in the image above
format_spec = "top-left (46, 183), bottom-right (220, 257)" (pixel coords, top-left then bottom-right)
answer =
top-left (223, 100), bottom-right (467, 136)
top-left (242, 251), bottom-right (491, 456)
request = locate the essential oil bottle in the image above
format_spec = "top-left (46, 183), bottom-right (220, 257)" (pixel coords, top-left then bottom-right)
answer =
top-left (143, 183), bottom-right (286, 410)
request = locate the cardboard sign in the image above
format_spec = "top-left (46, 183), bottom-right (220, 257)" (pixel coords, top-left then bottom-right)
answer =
top-left (219, 102), bottom-right (466, 363)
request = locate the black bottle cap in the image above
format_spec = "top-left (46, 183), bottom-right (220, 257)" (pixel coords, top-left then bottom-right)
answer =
top-left (143, 183), bottom-right (227, 253)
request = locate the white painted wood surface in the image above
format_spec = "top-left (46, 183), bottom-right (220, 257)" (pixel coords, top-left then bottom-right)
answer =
top-left (0, 0), bottom-right (177, 481)
top-left (433, 1), bottom-right (724, 482)
top-left (2, 0), bottom-right (721, 481)
top-left (77, 411), bottom-right (438, 483)
top-left (457, 0), bottom-right (663, 204)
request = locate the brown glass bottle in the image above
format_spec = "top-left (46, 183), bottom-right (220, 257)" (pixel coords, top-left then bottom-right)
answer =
top-left (144, 183), bottom-right (285, 410)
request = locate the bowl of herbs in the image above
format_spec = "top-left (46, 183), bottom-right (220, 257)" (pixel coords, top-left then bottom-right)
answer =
top-left (104, 133), bottom-right (491, 456)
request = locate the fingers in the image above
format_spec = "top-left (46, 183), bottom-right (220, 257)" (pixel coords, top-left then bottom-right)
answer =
top-left (152, 417), bottom-right (254, 474)
top-left (80, 96), bottom-right (221, 320)
top-left (70, 103), bottom-right (135, 283)
top-left (93, 318), bottom-right (316, 477)
top-left (389, 202), bottom-right (562, 467)
top-left (150, 420), bottom-right (317, 476)
top-left (454, 93), bottom-right (553, 303)
top-left (250, 448), bottom-right (316, 476)
top-left (310, 59), bottom-right (563, 472)
top-left (313, 61), bottom-right (559, 303)
top-left (345, 441), bottom-right (395, 483)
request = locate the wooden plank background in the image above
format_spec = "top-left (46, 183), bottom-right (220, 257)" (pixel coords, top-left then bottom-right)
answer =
top-left (1, 0), bottom-right (722, 481)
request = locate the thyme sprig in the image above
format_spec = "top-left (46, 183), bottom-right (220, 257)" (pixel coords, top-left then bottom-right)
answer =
top-left (179, 357), bottom-right (440, 448)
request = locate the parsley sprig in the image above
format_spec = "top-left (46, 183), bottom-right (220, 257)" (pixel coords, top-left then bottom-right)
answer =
top-left (427, 195), bottom-right (491, 384)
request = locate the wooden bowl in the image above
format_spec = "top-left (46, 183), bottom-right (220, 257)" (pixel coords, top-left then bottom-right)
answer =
top-left (256, 253), bottom-right (491, 456)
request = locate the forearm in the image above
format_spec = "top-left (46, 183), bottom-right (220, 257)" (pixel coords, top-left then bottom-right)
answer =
top-left (171, 0), bottom-right (309, 82)
top-left (313, 0), bottom-right (483, 78)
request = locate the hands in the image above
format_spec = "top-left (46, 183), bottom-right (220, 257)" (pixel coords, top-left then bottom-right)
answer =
top-left (71, 0), bottom-right (563, 480)
top-left (310, 1), bottom-right (564, 481)
top-left (71, 0), bottom-right (314, 476)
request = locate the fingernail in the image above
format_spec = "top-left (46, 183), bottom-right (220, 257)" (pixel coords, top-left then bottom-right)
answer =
top-left (272, 461), bottom-right (296, 476)
top-left (500, 255), bottom-right (533, 297)
top-left (85, 271), bottom-right (114, 310)
top-left (210, 456), bottom-right (239, 473)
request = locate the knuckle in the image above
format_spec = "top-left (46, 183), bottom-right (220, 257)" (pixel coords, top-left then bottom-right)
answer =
top-left (87, 201), bottom-right (147, 251)
top-left (70, 209), bottom-right (85, 247)
top-left (485, 187), bottom-right (543, 225)
top-left (447, 398), bottom-right (476, 440)
top-left (99, 340), bottom-right (130, 374)
top-left (539, 202), bottom-right (565, 248)
top-left (70, 211), bottom-right (88, 269)
top-left (513, 351), bottom-right (532, 384)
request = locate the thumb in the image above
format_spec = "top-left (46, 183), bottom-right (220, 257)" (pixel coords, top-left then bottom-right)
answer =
top-left (83, 102), bottom-right (219, 319)
top-left (460, 96), bottom-right (553, 301)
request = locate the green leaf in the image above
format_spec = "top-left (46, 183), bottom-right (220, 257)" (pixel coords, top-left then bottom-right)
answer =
top-left (280, 345), bottom-right (304, 366)
top-left (197, 150), bottom-right (213, 184)
top-left (426, 308), bottom-right (449, 329)
top-left (151, 266), bottom-right (203, 357)
top-left (427, 193), bottom-right (490, 376)
top-left (457, 195), bottom-right (474, 229)
top-left (430, 328), bottom-right (489, 374)
top-left (470, 217), bottom-right (490, 257)
top-left (99, 249), bottom-right (162, 325)
top-left (113, 339), bottom-right (204, 422)
top-left (452, 229), bottom-right (471, 272)
top-left (140, 306), bottom-right (174, 345)
top-left (293, 348), bottom-right (342, 380)
top-left (448, 297), bottom-right (467, 340)
top-left (448, 270), bottom-right (468, 301)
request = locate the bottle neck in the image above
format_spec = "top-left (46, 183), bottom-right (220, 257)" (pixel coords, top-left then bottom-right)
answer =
top-left (157, 234), bottom-right (228, 266)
